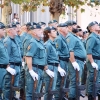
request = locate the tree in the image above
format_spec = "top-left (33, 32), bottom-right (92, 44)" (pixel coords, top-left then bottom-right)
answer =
top-left (1, 0), bottom-right (100, 23)
top-left (1, 0), bottom-right (12, 24)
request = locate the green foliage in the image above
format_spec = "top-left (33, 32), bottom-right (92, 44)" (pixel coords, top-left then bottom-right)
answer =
top-left (1, 0), bottom-right (100, 13)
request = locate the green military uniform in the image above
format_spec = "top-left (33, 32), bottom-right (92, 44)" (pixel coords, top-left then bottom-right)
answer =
top-left (0, 22), bottom-right (9, 100)
top-left (86, 21), bottom-right (100, 100)
top-left (4, 24), bottom-right (22, 100)
top-left (25, 24), bottom-right (47, 100)
top-left (55, 23), bottom-right (70, 100)
top-left (66, 32), bottom-right (86, 99)
top-left (44, 27), bottom-right (59, 100)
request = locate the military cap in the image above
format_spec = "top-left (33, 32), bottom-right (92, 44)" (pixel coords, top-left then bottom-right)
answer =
top-left (66, 20), bottom-right (77, 26)
top-left (73, 21), bottom-right (77, 25)
top-left (37, 22), bottom-right (46, 26)
top-left (83, 31), bottom-right (88, 35)
top-left (44, 26), bottom-right (56, 31)
top-left (65, 21), bottom-right (74, 26)
top-left (29, 24), bottom-right (41, 30)
top-left (16, 22), bottom-right (20, 25)
top-left (72, 28), bottom-right (82, 33)
top-left (88, 21), bottom-right (98, 28)
top-left (0, 22), bottom-right (5, 29)
top-left (26, 22), bottom-right (37, 27)
top-left (6, 23), bottom-right (16, 28)
top-left (48, 20), bottom-right (58, 24)
top-left (57, 23), bottom-right (68, 27)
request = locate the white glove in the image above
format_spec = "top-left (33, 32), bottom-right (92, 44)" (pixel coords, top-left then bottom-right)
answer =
top-left (22, 61), bottom-right (25, 68)
top-left (45, 69), bottom-right (54, 78)
top-left (58, 66), bottom-right (66, 76)
top-left (6, 67), bottom-right (16, 75)
top-left (29, 70), bottom-right (38, 81)
top-left (91, 62), bottom-right (98, 70)
top-left (72, 62), bottom-right (80, 71)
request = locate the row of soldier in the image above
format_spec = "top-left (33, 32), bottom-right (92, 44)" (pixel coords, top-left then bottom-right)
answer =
top-left (0, 20), bottom-right (100, 100)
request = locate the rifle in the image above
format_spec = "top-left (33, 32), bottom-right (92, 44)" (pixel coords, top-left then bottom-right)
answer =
top-left (92, 68), bottom-right (98, 100)
top-left (10, 75), bottom-right (14, 100)
top-left (47, 77), bottom-right (54, 100)
top-left (81, 63), bottom-right (87, 85)
top-left (59, 76), bottom-right (69, 100)
top-left (76, 69), bottom-right (86, 100)
top-left (32, 79), bottom-right (44, 100)
top-left (10, 75), bottom-right (20, 100)
top-left (46, 77), bottom-right (59, 100)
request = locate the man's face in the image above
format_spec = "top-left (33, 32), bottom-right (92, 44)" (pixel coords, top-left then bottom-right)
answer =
top-left (41, 25), bottom-right (46, 30)
top-left (61, 26), bottom-right (69, 35)
top-left (51, 22), bottom-right (58, 28)
top-left (94, 24), bottom-right (100, 31)
top-left (21, 25), bottom-right (27, 32)
top-left (0, 28), bottom-right (5, 37)
top-left (9, 27), bottom-right (16, 36)
top-left (34, 29), bottom-right (44, 38)
top-left (72, 24), bottom-right (77, 29)
top-left (16, 24), bottom-right (21, 34)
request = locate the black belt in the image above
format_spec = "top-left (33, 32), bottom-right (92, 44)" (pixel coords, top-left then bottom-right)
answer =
top-left (32, 64), bottom-right (44, 70)
top-left (10, 62), bottom-right (21, 66)
top-left (93, 56), bottom-right (100, 60)
top-left (48, 63), bottom-right (59, 67)
top-left (59, 57), bottom-right (69, 62)
top-left (0, 64), bottom-right (8, 69)
top-left (75, 56), bottom-right (85, 62)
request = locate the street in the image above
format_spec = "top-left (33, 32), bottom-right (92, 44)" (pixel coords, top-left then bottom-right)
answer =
top-left (16, 92), bottom-right (98, 100)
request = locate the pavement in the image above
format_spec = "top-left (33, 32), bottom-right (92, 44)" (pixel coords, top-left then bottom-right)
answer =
top-left (16, 92), bottom-right (98, 100)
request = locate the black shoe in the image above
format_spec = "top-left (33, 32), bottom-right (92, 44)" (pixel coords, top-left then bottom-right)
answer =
top-left (88, 95), bottom-right (93, 100)
top-left (68, 98), bottom-right (75, 100)
top-left (80, 93), bottom-right (85, 98)
top-left (12, 96), bottom-right (19, 100)
top-left (62, 97), bottom-right (68, 100)
top-left (19, 89), bottom-right (25, 100)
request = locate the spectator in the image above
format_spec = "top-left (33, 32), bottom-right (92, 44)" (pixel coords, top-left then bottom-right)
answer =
top-left (12, 13), bottom-right (20, 23)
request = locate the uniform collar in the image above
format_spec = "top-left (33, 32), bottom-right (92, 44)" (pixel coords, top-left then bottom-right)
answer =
top-left (72, 33), bottom-right (77, 37)
top-left (92, 32), bottom-right (99, 37)
top-left (33, 37), bottom-right (41, 42)
top-left (0, 38), bottom-right (3, 42)
top-left (9, 36), bottom-right (15, 40)
top-left (48, 39), bottom-right (55, 45)
top-left (21, 32), bottom-right (27, 36)
top-left (59, 33), bottom-right (66, 40)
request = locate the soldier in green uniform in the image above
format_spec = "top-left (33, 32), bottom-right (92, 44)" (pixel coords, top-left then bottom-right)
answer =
top-left (43, 26), bottom-right (66, 100)
top-left (25, 24), bottom-right (51, 100)
top-left (86, 21), bottom-right (100, 100)
top-left (66, 21), bottom-right (86, 100)
top-left (4, 23), bottom-right (22, 100)
top-left (54, 23), bottom-right (70, 100)
top-left (0, 22), bottom-right (9, 100)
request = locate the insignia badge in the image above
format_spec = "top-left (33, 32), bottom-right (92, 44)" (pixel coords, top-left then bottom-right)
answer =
top-left (39, 22), bottom-right (42, 25)
top-left (0, 24), bottom-right (1, 28)
top-left (27, 45), bottom-right (31, 50)
top-left (56, 43), bottom-right (59, 48)
top-left (66, 38), bottom-right (70, 42)
top-left (10, 24), bottom-right (12, 27)
top-left (31, 22), bottom-right (33, 26)
top-left (4, 44), bottom-right (7, 47)
top-left (49, 26), bottom-right (52, 29)
top-left (51, 20), bottom-right (54, 23)
top-left (34, 25), bottom-right (36, 28)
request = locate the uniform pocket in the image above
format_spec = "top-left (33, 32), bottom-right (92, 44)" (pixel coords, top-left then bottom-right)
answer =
top-left (39, 47), bottom-right (45, 58)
